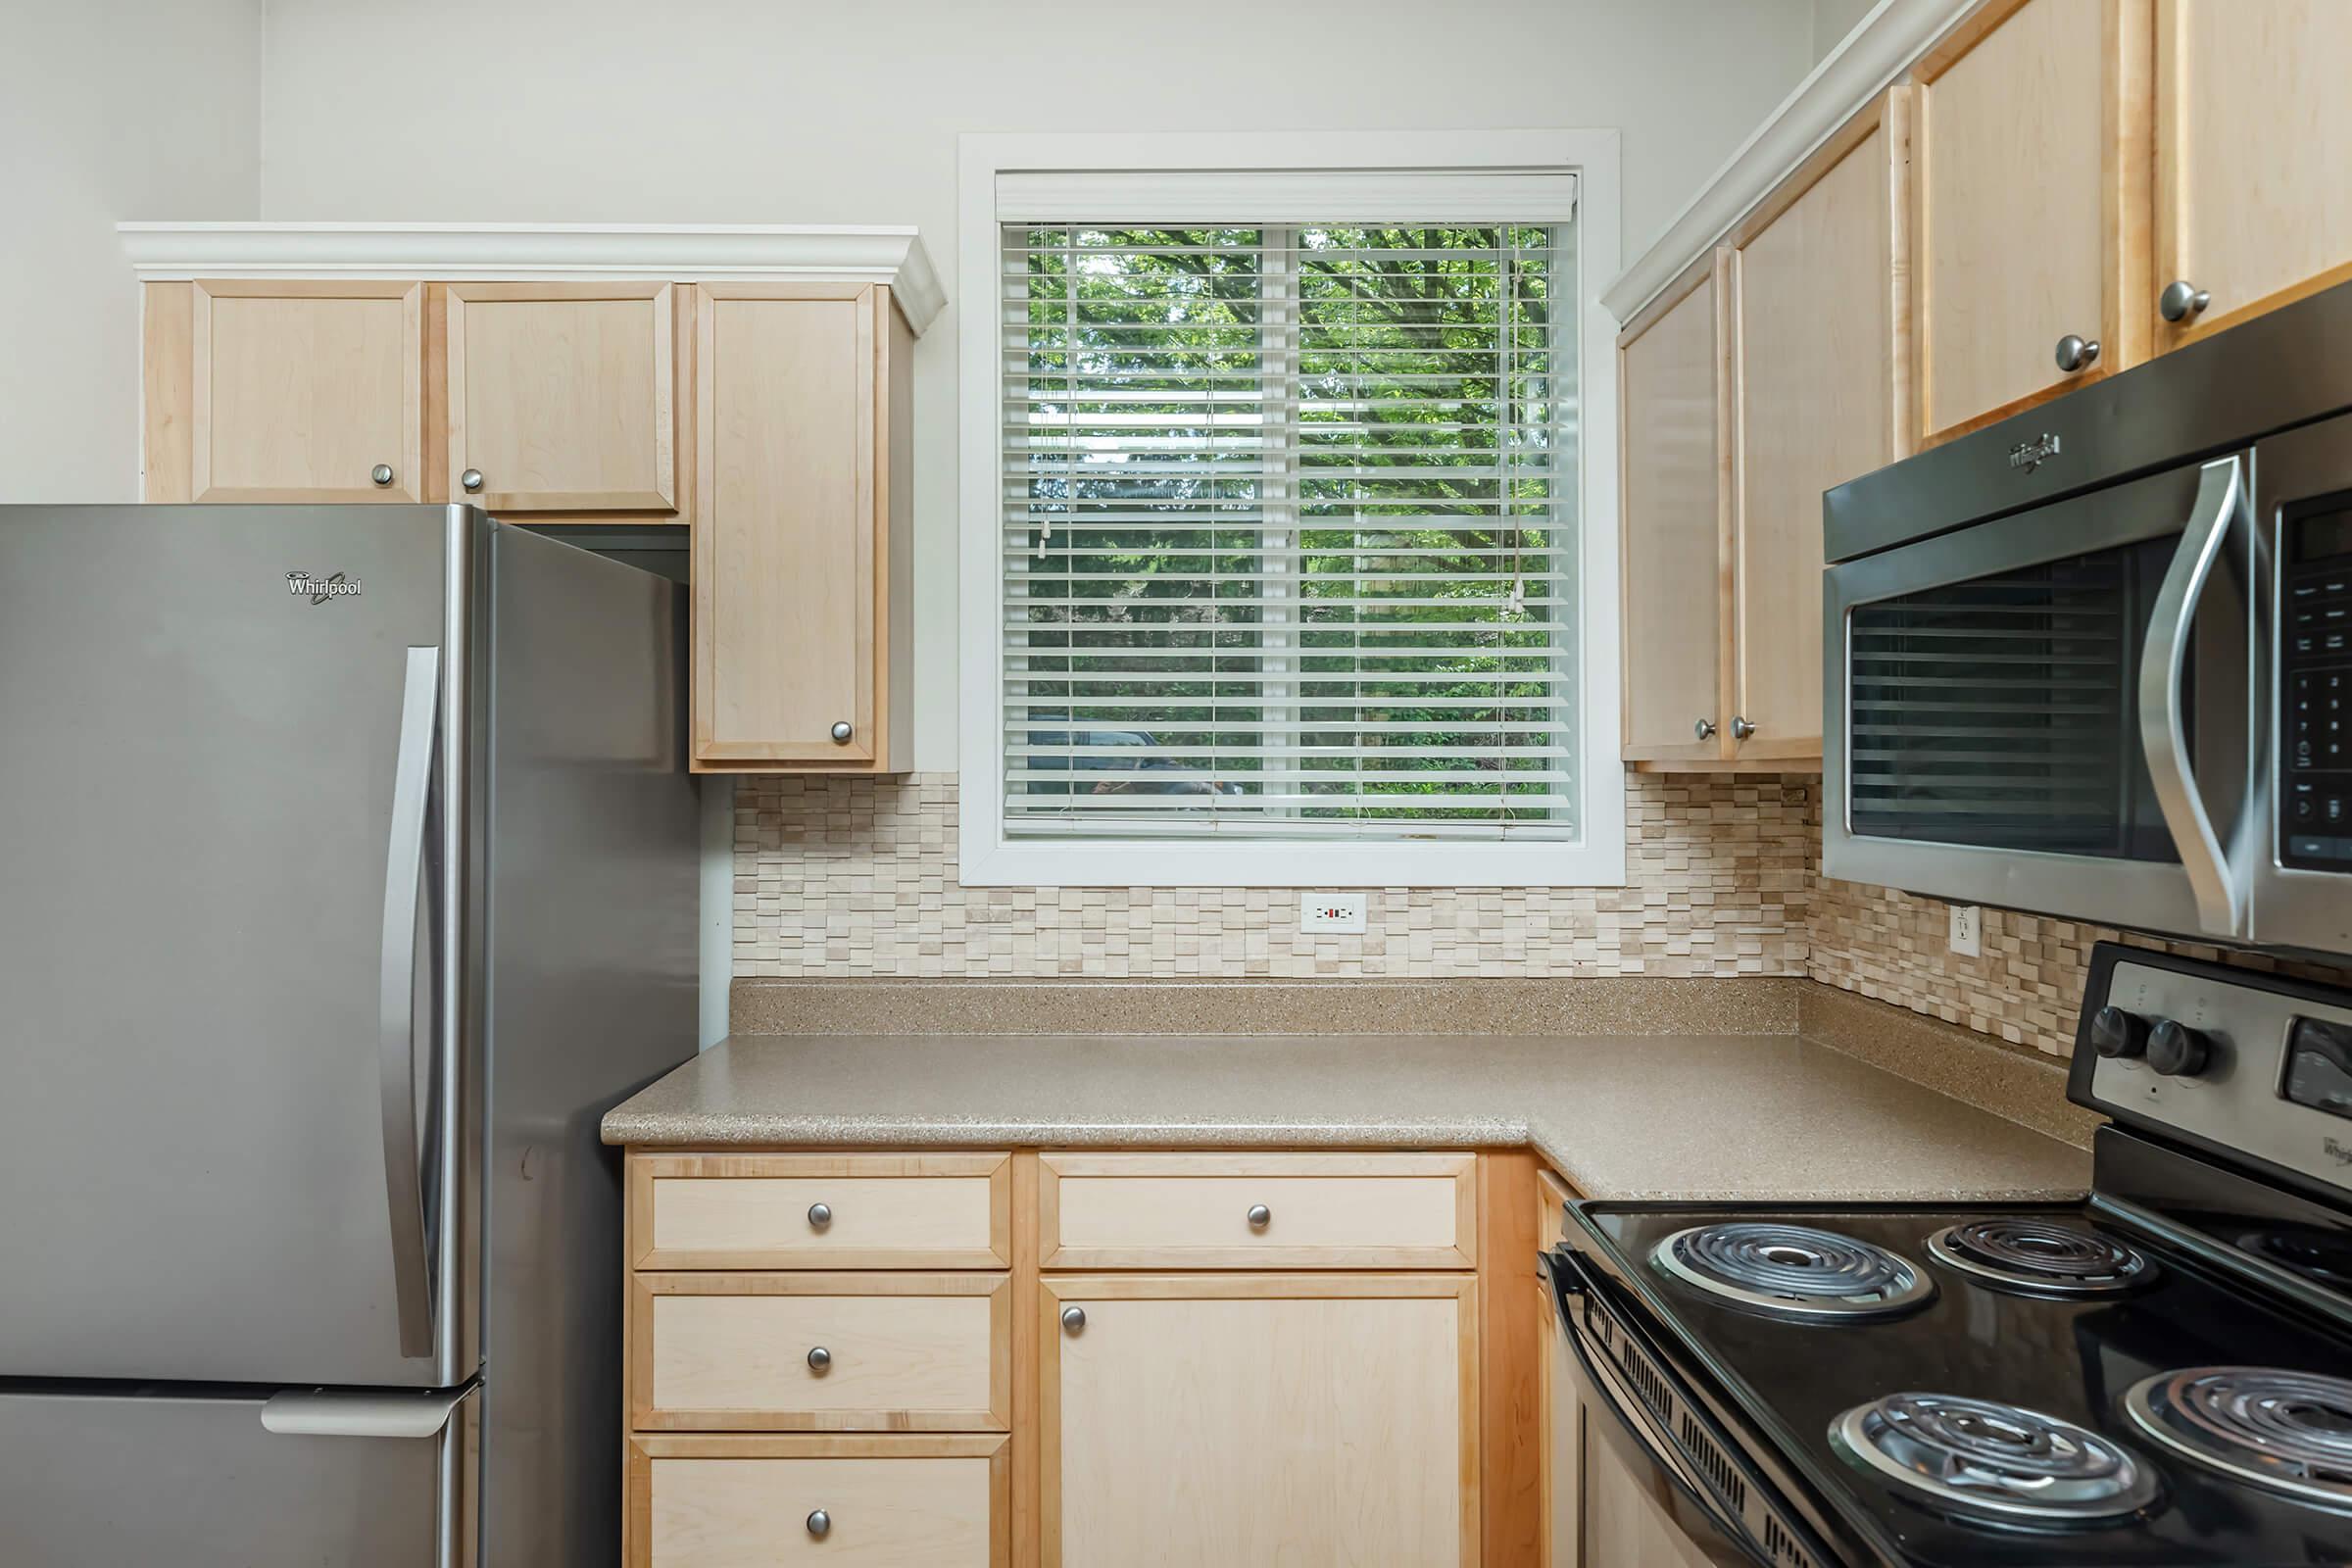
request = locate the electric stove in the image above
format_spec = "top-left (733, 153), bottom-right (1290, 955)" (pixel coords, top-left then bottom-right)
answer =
top-left (1546, 944), bottom-right (2352, 1567)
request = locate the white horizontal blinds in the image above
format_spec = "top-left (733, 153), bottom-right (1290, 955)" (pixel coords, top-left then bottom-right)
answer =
top-left (1002, 214), bottom-right (1577, 842)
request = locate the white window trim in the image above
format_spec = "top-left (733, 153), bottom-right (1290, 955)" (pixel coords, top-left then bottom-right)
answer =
top-left (956, 129), bottom-right (1625, 889)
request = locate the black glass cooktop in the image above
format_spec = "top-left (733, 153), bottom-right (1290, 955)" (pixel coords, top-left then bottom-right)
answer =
top-left (1570, 1199), bottom-right (2352, 1568)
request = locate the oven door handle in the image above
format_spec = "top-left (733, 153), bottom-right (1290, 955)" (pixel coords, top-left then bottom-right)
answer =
top-left (1543, 1250), bottom-right (1775, 1565)
top-left (2139, 454), bottom-right (2249, 938)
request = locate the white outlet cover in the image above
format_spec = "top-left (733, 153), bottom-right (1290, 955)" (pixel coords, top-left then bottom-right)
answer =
top-left (1949, 904), bottom-right (1983, 958)
top-left (1300, 893), bottom-right (1368, 935)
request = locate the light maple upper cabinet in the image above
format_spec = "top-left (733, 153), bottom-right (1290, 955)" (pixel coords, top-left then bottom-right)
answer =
top-left (1730, 91), bottom-right (1911, 764)
top-left (691, 283), bottom-right (913, 774)
top-left (2153, 0), bottom-right (2352, 349)
top-left (144, 280), bottom-right (424, 504)
top-left (128, 226), bottom-right (941, 778)
top-left (1618, 254), bottom-right (1730, 767)
top-left (1910, 0), bottom-right (2152, 446)
top-left (440, 280), bottom-right (684, 518)
top-left (1041, 1274), bottom-right (1478, 1568)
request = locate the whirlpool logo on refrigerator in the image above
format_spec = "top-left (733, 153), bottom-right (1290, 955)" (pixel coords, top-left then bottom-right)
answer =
top-left (286, 571), bottom-right (361, 606)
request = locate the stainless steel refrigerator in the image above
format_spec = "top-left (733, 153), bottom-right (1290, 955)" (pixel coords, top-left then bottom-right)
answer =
top-left (0, 505), bottom-right (700, 1566)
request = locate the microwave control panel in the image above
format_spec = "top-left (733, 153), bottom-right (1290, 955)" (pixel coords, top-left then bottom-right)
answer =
top-left (2282, 495), bottom-right (2352, 869)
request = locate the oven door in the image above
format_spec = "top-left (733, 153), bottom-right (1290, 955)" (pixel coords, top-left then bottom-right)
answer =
top-left (1824, 453), bottom-right (2257, 941)
top-left (1543, 1249), bottom-right (1831, 1567)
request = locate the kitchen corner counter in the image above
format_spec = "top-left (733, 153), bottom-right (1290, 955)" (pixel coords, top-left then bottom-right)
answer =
top-left (601, 1032), bottom-right (2090, 1202)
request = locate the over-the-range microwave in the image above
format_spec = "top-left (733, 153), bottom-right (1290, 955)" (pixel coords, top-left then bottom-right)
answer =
top-left (1823, 281), bottom-right (2352, 960)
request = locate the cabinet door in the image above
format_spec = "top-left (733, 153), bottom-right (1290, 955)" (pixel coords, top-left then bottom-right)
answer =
top-left (1912, 0), bottom-right (2151, 444)
top-left (443, 281), bottom-right (679, 514)
top-left (1537, 1275), bottom-right (1580, 1568)
top-left (1042, 1275), bottom-right (1477, 1567)
top-left (1618, 256), bottom-right (1731, 764)
top-left (179, 280), bottom-right (423, 503)
top-left (694, 284), bottom-right (903, 771)
top-left (1731, 98), bottom-right (1908, 764)
top-left (2155, 0), bottom-right (2352, 348)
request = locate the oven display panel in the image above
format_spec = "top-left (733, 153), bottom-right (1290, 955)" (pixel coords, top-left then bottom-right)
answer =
top-left (2283, 497), bottom-right (2352, 870)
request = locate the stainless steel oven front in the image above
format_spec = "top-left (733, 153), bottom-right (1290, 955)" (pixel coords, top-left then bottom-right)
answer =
top-left (1822, 279), bottom-right (2352, 960)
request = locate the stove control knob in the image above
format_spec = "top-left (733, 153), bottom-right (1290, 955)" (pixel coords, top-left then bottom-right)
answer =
top-left (2147, 1019), bottom-right (2213, 1078)
top-left (2090, 1005), bottom-right (2149, 1059)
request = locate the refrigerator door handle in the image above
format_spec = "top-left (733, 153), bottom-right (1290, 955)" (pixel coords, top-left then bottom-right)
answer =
top-left (259, 1383), bottom-right (474, 1440)
top-left (379, 645), bottom-right (440, 1360)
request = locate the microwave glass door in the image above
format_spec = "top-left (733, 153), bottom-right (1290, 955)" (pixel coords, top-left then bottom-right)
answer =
top-left (1828, 455), bottom-right (2252, 939)
top-left (1848, 534), bottom-right (2187, 859)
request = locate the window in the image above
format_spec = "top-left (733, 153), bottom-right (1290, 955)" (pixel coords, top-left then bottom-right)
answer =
top-left (959, 135), bottom-right (1625, 886)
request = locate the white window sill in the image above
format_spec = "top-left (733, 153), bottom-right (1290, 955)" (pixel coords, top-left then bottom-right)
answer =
top-left (957, 836), bottom-right (1628, 890)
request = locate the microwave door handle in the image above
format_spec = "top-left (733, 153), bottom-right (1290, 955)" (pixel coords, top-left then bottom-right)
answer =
top-left (378, 645), bottom-right (440, 1360)
top-left (2140, 456), bottom-right (2249, 937)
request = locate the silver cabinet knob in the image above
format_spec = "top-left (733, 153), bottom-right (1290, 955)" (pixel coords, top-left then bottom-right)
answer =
top-left (807, 1346), bottom-right (832, 1373)
top-left (806, 1509), bottom-right (830, 1540)
top-left (1247, 1203), bottom-right (1272, 1229)
top-left (2160, 279), bottom-right (2211, 322)
top-left (1730, 715), bottom-right (1757, 741)
top-left (829, 720), bottom-right (854, 744)
top-left (370, 464), bottom-right (395, 488)
top-left (2053, 334), bottom-right (2100, 373)
top-left (460, 468), bottom-right (485, 493)
top-left (1060, 1305), bottom-right (1086, 1335)
top-left (807, 1201), bottom-right (832, 1230)
top-left (1693, 717), bottom-right (1717, 742)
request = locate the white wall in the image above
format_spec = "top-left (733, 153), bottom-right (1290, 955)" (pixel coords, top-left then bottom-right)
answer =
top-left (1810, 0), bottom-right (1882, 59)
top-left (254, 0), bottom-right (1817, 769)
top-left (0, 0), bottom-right (262, 500)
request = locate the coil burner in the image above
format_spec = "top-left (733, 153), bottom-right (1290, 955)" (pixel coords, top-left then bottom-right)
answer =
top-left (2126, 1367), bottom-right (2352, 1511)
top-left (1652, 1223), bottom-right (1936, 1321)
top-left (1924, 1217), bottom-right (2155, 1298)
top-left (1832, 1393), bottom-right (2161, 1527)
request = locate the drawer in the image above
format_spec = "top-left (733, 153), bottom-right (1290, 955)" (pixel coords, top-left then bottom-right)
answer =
top-left (629, 1434), bottom-right (1006, 1568)
top-left (630, 1153), bottom-right (1010, 1270)
top-left (631, 1274), bottom-right (1011, 1432)
top-left (1039, 1152), bottom-right (1478, 1269)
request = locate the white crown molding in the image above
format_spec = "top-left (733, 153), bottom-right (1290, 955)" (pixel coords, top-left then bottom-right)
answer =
top-left (117, 221), bottom-right (947, 336)
top-left (1599, 0), bottom-right (1979, 325)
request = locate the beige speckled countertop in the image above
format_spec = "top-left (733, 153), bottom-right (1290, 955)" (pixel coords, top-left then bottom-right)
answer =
top-left (601, 1032), bottom-right (2090, 1201)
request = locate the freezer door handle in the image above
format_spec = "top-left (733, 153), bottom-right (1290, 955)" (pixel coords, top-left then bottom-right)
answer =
top-left (379, 645), bottom-right (440, 1360)
top-left (260, 1384), bottom-right (473, 1440)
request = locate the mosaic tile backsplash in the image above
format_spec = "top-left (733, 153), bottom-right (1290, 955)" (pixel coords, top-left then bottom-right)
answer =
top-left (732, 771), bottom-right (2351, 1057)
top-left (733, 771), bottom-right (1818, 980)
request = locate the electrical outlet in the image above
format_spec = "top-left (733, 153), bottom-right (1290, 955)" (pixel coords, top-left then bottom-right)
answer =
top-left (1949, 904), bottom-right (1983, 958)
top-left (1300, 893), bottom-right (1368, 935)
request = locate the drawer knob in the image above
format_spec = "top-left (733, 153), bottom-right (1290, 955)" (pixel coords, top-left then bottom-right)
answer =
top-left (807, 1508), bottom-right (831, 1539)
top-left (1060, 1305), bottom-right (1086, 1335)
top-left (1247, 1203), bottom-right (1272, 1230)
top-left (2053, 334), bottom-right (2100, 374)
top-left (830, 720), bottom-right (855, 744)
top-left (461, 467), bottom-right (485, 493)
top-left (807, 1346), bottom-right (832, 1374)
top-left (807, 1202), bottom-right (832, 1230)
top-left (369, 464), bottom-right (395, 488)
top-left (1730, 715), bottom-right (1757, 742)
top-left (1692, 717), bottom-right (1716, 742)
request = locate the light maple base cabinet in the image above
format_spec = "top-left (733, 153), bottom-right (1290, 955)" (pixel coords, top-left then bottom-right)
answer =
top-left (628, 1434), bottom-right (1008, 1568)
top-left (1041, 1274), bottom-right (1479, 1567)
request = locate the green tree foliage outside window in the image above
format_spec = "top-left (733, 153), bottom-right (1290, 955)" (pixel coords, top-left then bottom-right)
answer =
top-left (1004, 220), bottom-right (1578, 841)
